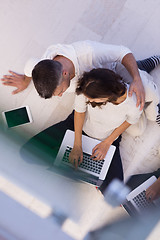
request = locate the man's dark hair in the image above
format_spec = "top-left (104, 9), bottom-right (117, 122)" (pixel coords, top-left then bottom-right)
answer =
top-left (32, 59), bottom-right (63, 99)
top-left (76, 68), bottom-right (126, 106)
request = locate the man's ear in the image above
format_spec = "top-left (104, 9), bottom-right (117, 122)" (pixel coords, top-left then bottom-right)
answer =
top-left (62, 69), bottom-right (70, 77)
top-left (62, 69), bottom-right (67, 76)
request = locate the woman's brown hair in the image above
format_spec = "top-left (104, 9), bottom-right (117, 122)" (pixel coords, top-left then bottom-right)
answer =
top-left (76, 68), bottom-right (126, 105)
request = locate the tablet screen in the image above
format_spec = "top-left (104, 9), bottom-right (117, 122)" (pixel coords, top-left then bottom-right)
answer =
top-left (4, 107), bottom-right (31, 128)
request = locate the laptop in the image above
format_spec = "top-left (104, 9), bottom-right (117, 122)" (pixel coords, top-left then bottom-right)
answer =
top-left (54, 130), bottom-right (116, 187)
top-left (123, 176), bottom-right (160, 216)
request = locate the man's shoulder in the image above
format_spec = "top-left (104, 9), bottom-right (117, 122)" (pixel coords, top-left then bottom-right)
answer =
top-left (71, 40), bottom-right (98, 60)
top-left (46, 40), bottom-right (94, 51)
top-left (44, 40), bottom-right (103, 58)
top-left (72, 40), bottom-right (93, 49)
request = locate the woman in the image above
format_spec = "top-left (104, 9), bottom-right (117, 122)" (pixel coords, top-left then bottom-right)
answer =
top-left (69, 68), bottom-right (144, 193)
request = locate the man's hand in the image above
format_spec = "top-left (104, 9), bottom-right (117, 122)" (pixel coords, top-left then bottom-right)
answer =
top-left (146, 179), bottom-right (160, 202)
top-left (128, 76), bottom-right (145, 111)
top-left (122, 53), bottom-right (145, 111)
top-left (69, 146), bottom-right (83, 169)
top-left (1, 71), bottom-right (31, 94)
top-left (91, 140), bottom-right (110, 161)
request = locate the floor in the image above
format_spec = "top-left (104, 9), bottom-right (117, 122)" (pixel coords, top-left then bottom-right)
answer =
top-left (0, 0), bottom-right (160, 239)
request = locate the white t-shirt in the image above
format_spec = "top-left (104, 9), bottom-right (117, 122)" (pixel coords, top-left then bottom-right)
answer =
top-left (24, 40), bottom-right (131, 94)
top-left (74, 86), bottom-right (143, 141)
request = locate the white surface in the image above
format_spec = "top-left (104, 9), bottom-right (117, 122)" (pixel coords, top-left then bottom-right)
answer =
top-left (0, 0), bottom-right (160, 239)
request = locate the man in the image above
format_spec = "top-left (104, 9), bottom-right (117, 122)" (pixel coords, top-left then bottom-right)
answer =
top-left (1, 40), bottom-right (145, 109)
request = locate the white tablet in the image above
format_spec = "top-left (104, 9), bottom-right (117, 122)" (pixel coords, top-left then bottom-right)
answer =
top-left (2, 106), bottom-right (33, 128)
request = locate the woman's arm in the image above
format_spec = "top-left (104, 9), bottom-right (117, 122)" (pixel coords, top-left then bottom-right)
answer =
top-left (91, 121), bottom-right (131, 160)
top-left (69, 111), bottom-right (85, 168)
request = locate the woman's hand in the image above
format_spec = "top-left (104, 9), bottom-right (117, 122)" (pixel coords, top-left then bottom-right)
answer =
top-left (69, 146), bottom-right (83, 169)
top-left (1, 71), bottom-right (31, 94)
top-left (91, 140), bottom-right (111, 161)
top-left (146, 178), bottom-right (160, 201)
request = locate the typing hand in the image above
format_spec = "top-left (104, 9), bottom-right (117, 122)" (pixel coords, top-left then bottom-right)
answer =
top-left (91, 141), bottom-right (110, 161)
top-left (146, 179), bottom-right (160, 202)
top-left (69, 146), bottom-right (83, 169)
top-left (1, 71), bottom-right (31, 94)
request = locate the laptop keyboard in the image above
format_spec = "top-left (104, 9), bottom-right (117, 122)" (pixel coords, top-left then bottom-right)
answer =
top-left (132, 190), bottom-right (155, 211)
top-left (62, 146), bottom-right (105, 175)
